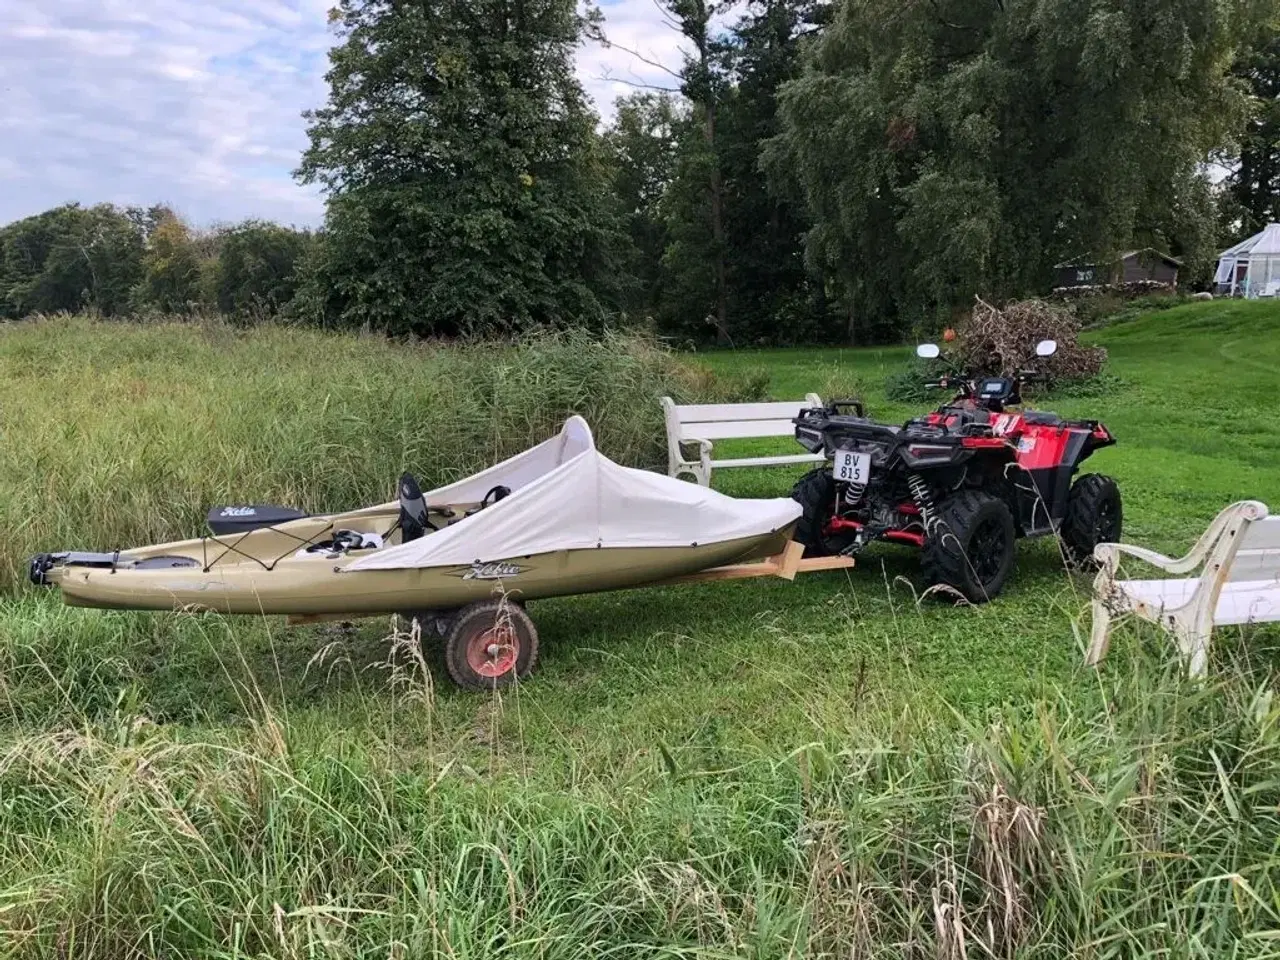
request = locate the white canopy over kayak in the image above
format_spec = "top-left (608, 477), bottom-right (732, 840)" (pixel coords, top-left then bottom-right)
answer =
top-left (348, 416), bottom-right (802, 571)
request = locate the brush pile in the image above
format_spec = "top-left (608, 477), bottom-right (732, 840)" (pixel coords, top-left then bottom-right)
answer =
top-left (954, 297), bottom-right (1107, 380)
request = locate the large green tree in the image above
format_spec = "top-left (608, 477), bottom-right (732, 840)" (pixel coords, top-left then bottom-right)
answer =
top-left (655, 0), bottom-right (828, 344)
top-left (769, 0), bottom-right (1269, 340)
top-left (658, 0), bottom-right (735, 344)
top-left (296, 0), bottom-right (626, 336)
top-left (603, 92), bottom-right (685, 317)
top-left (0, 204), bottom-right (144, 319)
top-left (131, 209), bottom-right (203, 314)
top-left (212, 221), bottom-right (314, 319)
top-left (719, 0), bottom-right (830, 343)
top-left (1223, 37), bottom-right (1280, 239)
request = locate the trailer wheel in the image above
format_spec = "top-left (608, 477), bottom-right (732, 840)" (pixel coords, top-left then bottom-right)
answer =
top-left (444, 600), bottom-right (539, 691)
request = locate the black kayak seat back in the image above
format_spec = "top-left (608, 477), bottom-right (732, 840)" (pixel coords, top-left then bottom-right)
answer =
top-left (207, 505), bottom-right (309, 535)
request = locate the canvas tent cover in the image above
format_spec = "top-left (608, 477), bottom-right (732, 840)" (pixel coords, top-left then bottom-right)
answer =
top-left (348, 416), bottom-right (803, 571)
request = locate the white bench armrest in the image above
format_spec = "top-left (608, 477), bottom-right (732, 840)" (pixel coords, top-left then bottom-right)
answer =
top-left (681, 436), bottom-right (713, 460)
top-left (1093, 501), bottom-right (1270, 577)
top-left (1094, 541), bottom-right (1190, 576)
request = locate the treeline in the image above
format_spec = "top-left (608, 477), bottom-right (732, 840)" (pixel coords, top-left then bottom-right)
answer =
top-left (0, 204), bottom-right (313, 322)
top-left (3, 0), bottom-right (1278, 343)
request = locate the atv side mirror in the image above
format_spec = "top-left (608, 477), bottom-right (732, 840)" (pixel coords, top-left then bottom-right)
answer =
top-left (917, 343), bottom-right (941, 359)
top-left (1035, 339), bottom-right (1058, 357)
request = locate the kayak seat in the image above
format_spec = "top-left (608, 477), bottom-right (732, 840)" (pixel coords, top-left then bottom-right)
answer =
top-left (208, 504), bottom-right (309, 535)
top-left (399, 473), bottom-right (432, 542)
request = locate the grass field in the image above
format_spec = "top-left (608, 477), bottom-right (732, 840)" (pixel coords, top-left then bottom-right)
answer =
top-left (2, 301), bottom-right (1279, 956)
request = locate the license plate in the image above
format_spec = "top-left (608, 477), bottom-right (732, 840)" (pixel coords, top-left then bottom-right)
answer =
top-left (834, 449), bottom-right (870, 485)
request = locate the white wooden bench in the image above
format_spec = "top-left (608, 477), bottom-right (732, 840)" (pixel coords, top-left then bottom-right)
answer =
top-left (1088, 500), bottom-right (1280, 677)
top-left (660, 394), bottom-right (824, 486)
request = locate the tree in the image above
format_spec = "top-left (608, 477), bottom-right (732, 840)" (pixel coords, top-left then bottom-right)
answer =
top-left (295, 0), bottom-right (626, 336)
top-left (770, 0), bottom-right (1268, 340)
top-left (212, 221), bottom-right (314, 318)
top-left (660, 0), bottom-right (733, 345)
top-left (620, 0), bottom-right (832, 344)
top-left (719, 0), bottom-right (829, 342)
top-left (132, 208), bottom-right (203, 313)
top-left (603, 92), bottom-right (685, 316)
top-left (0, 204), bottom-right (144, 319)
top-left (1223, 37), bottom-right (1280, 239)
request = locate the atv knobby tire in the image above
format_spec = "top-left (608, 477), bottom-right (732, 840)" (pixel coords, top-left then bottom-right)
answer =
top-left (1059, 474), bottom-right (1123, 568)
top-left (790, 467), bottom-right (838, 557)
top-left (444, 600), bottom-right (539, 691)
top-left (921, 491), bottom-right (1016, 604)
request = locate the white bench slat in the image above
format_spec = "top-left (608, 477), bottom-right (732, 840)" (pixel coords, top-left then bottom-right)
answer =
top-left (1118, 578), bottom-right (1199, 609)
top-left (1230, 517), bottom-right (1280, 581)
top-left (1229, 548), bottom-right (1280, 582)
top-left (713, 453), bottom-right (825, 468)
top-left (1216, 582), bottom-right (1280, 625)
top-left (684, 419), bottom-right (806, 441)
top-left (1117, 578), bottom-right (1280, 627)
top-left (674, 401), bottom-right (816, 424)
top-left (1242, 516), bottom-right (1280, 549)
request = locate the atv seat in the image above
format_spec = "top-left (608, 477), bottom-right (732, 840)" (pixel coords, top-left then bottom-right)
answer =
top-left (1022, 412), bottom-right (1063, 426)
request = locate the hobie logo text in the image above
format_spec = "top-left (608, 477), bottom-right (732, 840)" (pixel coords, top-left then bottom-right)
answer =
top-left (461, 561), bottom-right (523, 581)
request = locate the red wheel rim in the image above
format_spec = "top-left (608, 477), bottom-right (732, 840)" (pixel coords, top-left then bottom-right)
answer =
top-left (466, 623), bottom-right (519, 679)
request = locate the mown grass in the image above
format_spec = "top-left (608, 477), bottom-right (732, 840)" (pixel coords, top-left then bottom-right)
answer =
top-left (2, 301), bottom-right (1280, 956)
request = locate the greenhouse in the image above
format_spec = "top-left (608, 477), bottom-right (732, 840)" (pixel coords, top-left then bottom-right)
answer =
top-left (1215, 223), bottom-right (1280, 297)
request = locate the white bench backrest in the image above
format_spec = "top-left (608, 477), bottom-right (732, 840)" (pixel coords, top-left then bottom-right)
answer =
top-left (1230, 516), bottom-right (1280, 582)
top-left (670, 399), bottom-right (819, 441)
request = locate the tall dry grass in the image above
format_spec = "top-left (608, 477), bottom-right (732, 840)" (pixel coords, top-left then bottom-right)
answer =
top-left (0, 315), bottom-right (764, 589)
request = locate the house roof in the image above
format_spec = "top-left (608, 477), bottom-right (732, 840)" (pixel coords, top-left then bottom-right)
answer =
top-left (1054, 247), bottom-right (1183, 269)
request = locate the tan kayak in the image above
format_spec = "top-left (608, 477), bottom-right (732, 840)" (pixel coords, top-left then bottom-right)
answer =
top-left (30, 418), bottom-right (810, 689)
top-left (38, 512), bottom-right (792, 616)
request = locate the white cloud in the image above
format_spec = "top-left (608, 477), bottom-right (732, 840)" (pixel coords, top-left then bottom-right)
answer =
top-left (578, 0), bottom-right (689, 118)
top-left (0, 0), bottom-right (691, 228)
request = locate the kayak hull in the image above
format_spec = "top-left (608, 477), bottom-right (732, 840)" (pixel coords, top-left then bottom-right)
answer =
top-left (49, 528), bottom-right (795, 615)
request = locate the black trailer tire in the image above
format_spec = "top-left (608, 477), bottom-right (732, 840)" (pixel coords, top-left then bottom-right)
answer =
top-left (443, 600), bottom-right (539, 691)
top-left (921, 490), bottom-right (1017, 604)
top-left (790, 467), bottom-right (838, 557)
top-left (1060, 474), bottom-right (1123, 569)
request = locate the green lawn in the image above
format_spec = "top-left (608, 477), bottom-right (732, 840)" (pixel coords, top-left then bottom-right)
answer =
top-left (2, 301), bottom-right (1279, 956)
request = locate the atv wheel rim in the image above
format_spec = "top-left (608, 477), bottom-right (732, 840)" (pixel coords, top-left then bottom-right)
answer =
top-left (969, 517), bottom-right (1009, 586)
top-left (466, 624), bottom-right (518, 679)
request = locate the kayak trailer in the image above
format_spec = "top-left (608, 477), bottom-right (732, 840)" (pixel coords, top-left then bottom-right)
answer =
top-left (288, 539), bottom-right (854, 689)
top-left (30, 417), bottom-right (854, 691)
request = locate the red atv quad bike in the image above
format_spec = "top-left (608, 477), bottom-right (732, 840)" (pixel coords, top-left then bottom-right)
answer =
top-left (790, 339), bottom-right (1121, 603)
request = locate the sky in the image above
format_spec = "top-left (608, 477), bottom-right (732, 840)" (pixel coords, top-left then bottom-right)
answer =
top-left (0, 0), bottom-right (689, 229)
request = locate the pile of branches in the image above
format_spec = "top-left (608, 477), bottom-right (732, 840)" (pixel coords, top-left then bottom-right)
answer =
top-left (953, 297), bottom-right (1107, 380)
